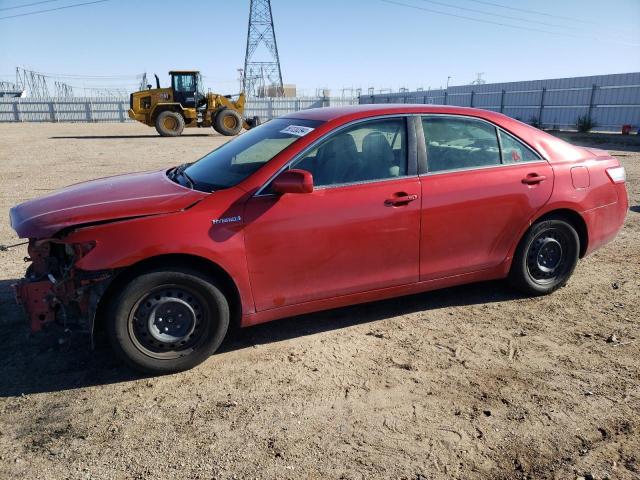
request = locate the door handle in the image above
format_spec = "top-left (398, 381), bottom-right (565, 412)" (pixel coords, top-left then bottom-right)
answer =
top-left (522, 174), bottom-right (547, 185)
top-left (384, 193), bottom-right (418, 207)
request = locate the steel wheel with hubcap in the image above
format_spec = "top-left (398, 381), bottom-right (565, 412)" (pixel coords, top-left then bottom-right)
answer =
top-left (107, 267), bottom-right (229, 374)
top-left (509, 218), bottom-right (580, 295)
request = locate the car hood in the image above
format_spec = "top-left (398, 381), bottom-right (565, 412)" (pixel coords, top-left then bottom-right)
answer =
top-left (10, 169), bottom-right (208, 238)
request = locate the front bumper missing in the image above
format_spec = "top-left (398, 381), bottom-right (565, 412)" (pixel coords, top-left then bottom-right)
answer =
top-left (13, 280), bottom-right (55, 332)
top-left (13, 270), bottom-right (112, 333)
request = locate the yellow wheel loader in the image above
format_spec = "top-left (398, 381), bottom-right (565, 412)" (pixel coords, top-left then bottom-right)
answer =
top-left (128, 71), bottom-right (260, 137)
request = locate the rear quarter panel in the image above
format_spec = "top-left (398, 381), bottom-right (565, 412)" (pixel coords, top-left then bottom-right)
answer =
top-left (531, 153), bottom-right (627, 256)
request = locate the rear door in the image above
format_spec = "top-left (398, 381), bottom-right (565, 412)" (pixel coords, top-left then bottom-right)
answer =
top-left (418, 115), bottom-right (553, 280)
top-left (243, 116), bottom-right (421, 311)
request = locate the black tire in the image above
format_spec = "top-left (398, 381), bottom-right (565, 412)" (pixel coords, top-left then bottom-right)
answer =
top-left (246, 115), bottom-right (261, 129)
top-left (106, 267), bottom-right (229, 374)
top-left (155, 110), bottom-right (185, 137)
top-left (508, 218), bottom-right (580, 296)
top-left (213, 108), bottom-right (243, 136)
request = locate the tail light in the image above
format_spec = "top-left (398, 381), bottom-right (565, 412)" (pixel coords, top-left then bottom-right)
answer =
top-left (606, 166), bottom-right (626, 184)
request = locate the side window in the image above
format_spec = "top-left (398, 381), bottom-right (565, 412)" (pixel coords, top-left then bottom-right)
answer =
top-left (292, 118), bottom-right (408, 187)
top-left (422, 116), bottom-right (500, 173)
top-left (499, 130), bottom-right (541, 163)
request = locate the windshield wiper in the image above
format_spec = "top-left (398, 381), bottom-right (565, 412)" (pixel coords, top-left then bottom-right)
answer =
top-left (172, 163), bottom-right (194, 189)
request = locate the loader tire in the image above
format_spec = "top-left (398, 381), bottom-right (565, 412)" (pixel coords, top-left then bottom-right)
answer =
top-left (155, 111), bottom-right (185, 137)
top-left (246, 115), bottom-right (262, 129)
top-left (214, 108), bottom-right (243, 136)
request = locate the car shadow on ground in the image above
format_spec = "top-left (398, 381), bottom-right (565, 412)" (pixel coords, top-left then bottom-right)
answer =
top-left (49, 134), bottom-right (214, 139)
top-left (0, 279), bottom-right (523, 398)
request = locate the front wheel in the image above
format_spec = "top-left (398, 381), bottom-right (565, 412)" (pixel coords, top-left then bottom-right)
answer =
top-left (213, 108), bottom-right (243, 136)
top-left (106, 268), bottom-right (229, 374)
top-left (508, 218), bottom-right (580, 296)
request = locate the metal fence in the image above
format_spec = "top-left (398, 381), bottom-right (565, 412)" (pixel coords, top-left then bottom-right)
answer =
top-left (0, 96), bottom-right (359, 123)
top-left (360, 72), bottom-right (640, 132)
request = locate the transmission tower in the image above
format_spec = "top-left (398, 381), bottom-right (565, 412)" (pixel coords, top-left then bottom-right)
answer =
top-left (139, 72), bottom-right (148, 91)
top-left (16, 67), bottom-right (50, 97)
top-left (243, 0), bottom-right (283, 98)
top-left (470, 72), bottom-right (486, 85)
top-left (54, 81), bottom-right (74, 97)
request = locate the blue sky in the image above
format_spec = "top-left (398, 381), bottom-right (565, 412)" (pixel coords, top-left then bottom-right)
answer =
top-left (1, 0), bottom-right (639, 96)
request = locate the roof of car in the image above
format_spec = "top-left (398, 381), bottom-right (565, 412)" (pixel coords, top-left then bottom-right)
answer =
top-left (285, 104), bottom-right (507, 122)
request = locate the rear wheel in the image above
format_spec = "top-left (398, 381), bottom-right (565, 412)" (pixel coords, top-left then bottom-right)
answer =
top-left (508, 218), bottom-right (580, 295)
top-left (106, 268), bottom-right (229, 374)
top-left (155, 111), bottom-right (185, 137)
top-left (213, 108), bottom-right (243, 136)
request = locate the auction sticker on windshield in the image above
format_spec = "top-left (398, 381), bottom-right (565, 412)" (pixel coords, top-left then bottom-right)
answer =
top-left (280, 125), bottom-right (315, 137)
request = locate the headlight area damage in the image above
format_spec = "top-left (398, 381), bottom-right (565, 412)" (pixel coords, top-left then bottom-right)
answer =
top-left (14, 239), bottom-right (112, 334)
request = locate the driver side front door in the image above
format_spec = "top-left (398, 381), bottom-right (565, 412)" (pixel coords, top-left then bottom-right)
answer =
top-left (243, 117), bottom-right (422, 312)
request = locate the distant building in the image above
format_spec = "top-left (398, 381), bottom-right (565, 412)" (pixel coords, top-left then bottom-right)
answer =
top-left (257, 83), bottom-right (297, 98)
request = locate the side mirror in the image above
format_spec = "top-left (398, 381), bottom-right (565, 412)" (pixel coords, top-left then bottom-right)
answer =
top-left (272, 169), bottom-right (313, 194)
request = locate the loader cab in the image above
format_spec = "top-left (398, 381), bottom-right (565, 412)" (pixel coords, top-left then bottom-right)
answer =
top-left (169, 70), bottom-right (205, 108)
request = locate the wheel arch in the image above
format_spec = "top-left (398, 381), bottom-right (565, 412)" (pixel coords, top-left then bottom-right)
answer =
top-left (532, 208), bottom-right (589, 258)
top-left (95, 253), bottom-right (242, 333)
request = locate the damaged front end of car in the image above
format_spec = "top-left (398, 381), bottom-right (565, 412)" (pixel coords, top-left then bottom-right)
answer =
top-left (13, 239), bottom-right (113, 336)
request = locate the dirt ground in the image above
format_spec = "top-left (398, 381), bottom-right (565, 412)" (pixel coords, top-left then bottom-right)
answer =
top-left (0, 123), bottom-right (638, 480)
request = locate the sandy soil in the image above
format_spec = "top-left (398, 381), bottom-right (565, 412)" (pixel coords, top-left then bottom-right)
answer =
top-left (0, 123), bottom-right (638, 480)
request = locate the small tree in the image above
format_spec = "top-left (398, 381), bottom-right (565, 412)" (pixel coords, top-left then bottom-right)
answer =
top-left (576, 115), bottom-right (596, 133)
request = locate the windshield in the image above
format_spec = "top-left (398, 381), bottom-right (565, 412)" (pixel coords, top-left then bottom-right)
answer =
top-left (183, 118), bottom-right (322, 192)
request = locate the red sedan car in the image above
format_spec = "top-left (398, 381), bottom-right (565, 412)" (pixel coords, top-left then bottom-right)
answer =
top-left (10, 105), bottom-right (628, 373)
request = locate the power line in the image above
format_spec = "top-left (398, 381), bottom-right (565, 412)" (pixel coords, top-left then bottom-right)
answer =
top-left (380, 0), bottom-right (640, 47)
top-left (416, 0), bottom-right (570, 30)
top-left (381, 0), bottom-right (574, 35)
top-left (0, 0), bottom-right (109, 20)
top-left (27, 70), bottom-right (143, 79)
top-left (417, 0), bottom-right (639, 43)
top-left (461, 0), bottom-right (596, 24)
top-left (0, 0), bottom-right (63, 12)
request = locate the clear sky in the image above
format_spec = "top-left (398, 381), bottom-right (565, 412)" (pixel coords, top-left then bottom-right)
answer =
top-left (1, 0), bottom-right (639, 96)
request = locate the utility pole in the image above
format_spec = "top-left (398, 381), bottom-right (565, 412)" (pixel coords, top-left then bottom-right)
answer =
top-left (243, 0), bottom-right (284, 97)
top-left (237, 68), bottom-right (244, 94)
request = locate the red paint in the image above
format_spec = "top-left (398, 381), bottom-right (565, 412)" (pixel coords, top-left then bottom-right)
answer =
top-left (10, 169), bottom-right (207, 238)
top-left (571, 166), bottom-right (590, 189)
top-left (10, 105), bottom-right (628, 332)
top-left (272, 169), bottom-right (314, 194)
